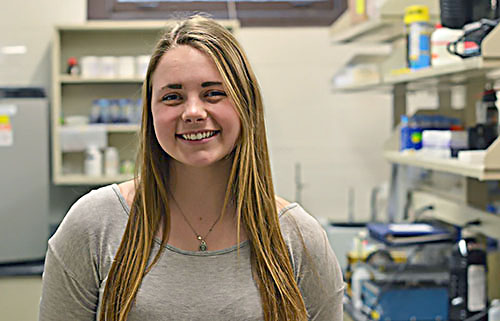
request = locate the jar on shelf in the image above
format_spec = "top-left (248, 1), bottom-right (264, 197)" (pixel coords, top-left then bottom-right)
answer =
top-left (404, 5), bottom-right (432, 70)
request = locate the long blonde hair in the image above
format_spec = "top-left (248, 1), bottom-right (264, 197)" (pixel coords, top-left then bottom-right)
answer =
top-left (99, 15), bottom-right (308, 321)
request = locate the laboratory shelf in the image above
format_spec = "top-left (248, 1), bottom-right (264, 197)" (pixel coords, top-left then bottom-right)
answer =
top-left (383, 57), bottom-right (500, 86)
top-left (60, 124), bottom-right (140, 133)
top-left (331, 79), bottom-right (384, 92)
top-left (331, 45), bottom-right (392, 92)
top-left (383, 151), bottom-right (500, 181)
top-left (105, 124), bottom-right (140, 132)
top-left (333, 57), bottom-right (500, 92)
top-left (53, 174), bottom-right (134, 186)
top-left (413, 190), bottom-right (500, 240)
top-left (330, 18), bottom-right (400, 43)
top-left (59, 75), bottom-right (144, 84)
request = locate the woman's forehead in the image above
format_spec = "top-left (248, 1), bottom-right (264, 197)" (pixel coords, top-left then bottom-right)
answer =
top-left (152, 45), bottom-right (223, 87)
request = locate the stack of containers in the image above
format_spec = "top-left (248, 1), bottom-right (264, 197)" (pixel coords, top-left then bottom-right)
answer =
top-left (89, 98), bottom-right (142, 124)
top-left (80, 55), bottom-right (150, 79)
top-left (400, 114), bottom-right (468, 158)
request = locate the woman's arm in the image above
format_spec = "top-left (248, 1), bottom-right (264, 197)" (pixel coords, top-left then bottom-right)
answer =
top-left (279, 204), bottom-right (345, 321)
top-left (39, 245), bottom-right (99, 321)
top-left (38, 190), bottom-right (106, 321)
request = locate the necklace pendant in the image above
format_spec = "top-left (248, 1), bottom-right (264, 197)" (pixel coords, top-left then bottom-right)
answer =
top-left (199, 240), bottom-right (207, 251)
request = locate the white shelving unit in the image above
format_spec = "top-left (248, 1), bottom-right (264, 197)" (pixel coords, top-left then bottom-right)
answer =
top-left (383, 151), bottom-right (500, 181)
top-left (59, 75), bottom-right (144, 84)
top-left (51, 20), bottom-right (239, 185)
top-left (60, 124), bottom-right (140, 133)
top-left (55, 174), bottom-right (135, 186)
top-left (330, 2), bottom-right (500, 239)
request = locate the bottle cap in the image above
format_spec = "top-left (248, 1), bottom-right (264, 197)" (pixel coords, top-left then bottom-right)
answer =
top-left (404, 5), bottom-right (430, 24)
top-left (68, 57), bottom-right (77, 65)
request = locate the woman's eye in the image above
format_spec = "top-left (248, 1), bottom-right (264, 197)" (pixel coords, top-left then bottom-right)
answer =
top-left (206, 91), bottom-right (227, 98)
top-left (161, 93), bottom-right (181, 102)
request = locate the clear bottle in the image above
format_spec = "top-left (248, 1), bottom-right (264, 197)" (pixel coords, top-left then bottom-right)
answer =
top-left (84, 146), bottom-right (102, 177)
top-left (104, 147), bottom-right (119, 176)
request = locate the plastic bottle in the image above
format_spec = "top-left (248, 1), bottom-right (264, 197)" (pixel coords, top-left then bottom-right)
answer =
top-left (489, 299), bottom-right (500, 321)
top-left (351, 265), bottom-right (371, 310)
top-left (409, 115), bottom-right (423, 150)
top-left (404, 5), bottom-right (432, 70)
top-left (431, 24), bottom-right (464, 66)
top-left (449, 229), bottom-right (488, 321)
top-left (67, 57), bottom-right (80, 76)
top-left (84, 146), bottom-right (102, 177)
top-left (119, 98), bottom-right (133, 123)
top-left (400, 115), bottom-right (412, 151)
top-left (99, 99), bottom-right (112, 124)
top-left (89, 99), bottom-right (101, 124)
top-left (109, 99), bottom-right (121, 123)
top-left (104, 147), bottom-right (119, 176)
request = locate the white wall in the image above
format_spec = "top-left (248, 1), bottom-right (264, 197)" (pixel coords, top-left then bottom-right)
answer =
top-left (0, 0), bottom-right (86, 87)
top-left (1, 0), bottom-right (391, 223)
top-left (239, 28), bottom-right (392, 221)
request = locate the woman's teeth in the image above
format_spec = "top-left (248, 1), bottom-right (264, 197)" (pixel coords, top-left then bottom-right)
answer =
top-left (181, 131), bottom-right (217, 141)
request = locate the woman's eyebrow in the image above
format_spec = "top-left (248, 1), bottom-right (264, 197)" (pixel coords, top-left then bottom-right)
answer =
top-left (161, 83), bottom-right (182, 90)
top-left (201, 81), bottom-right (222, 87)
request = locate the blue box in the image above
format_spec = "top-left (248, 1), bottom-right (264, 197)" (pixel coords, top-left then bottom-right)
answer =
top-left (362, 281), bottom-right (448, 321)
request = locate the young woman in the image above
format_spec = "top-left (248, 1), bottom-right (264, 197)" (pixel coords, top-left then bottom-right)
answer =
top-left (39, 15), bottom-right (344, 321)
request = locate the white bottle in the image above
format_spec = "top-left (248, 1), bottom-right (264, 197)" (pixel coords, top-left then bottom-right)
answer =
top-left (104, 147), bottom-right (119, 176)
top-left (490, 299), bottom-right (500, 321)
top-left (84, 146), bottom-right (102, 176)
top-left (351, 265), bottom-right (371, 310)
top-left (431, 24), bottom-right (464, 66)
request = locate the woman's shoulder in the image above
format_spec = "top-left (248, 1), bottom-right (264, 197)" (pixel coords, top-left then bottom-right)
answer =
top-left (49, 184), bottom-right (129, 260)
top-left (277, 197), bottom-right (325, 239)
top-left (277, 197), bottom-right (336, 266)
top-left (56, 184), bottom-right (128, 230)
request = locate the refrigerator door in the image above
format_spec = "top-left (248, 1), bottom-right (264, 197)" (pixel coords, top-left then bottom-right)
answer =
top-left (0, 91), bottom-right (49, 263)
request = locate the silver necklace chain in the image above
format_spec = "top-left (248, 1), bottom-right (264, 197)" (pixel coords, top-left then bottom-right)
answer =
top-left (169, 193), bottom-right (224, 251)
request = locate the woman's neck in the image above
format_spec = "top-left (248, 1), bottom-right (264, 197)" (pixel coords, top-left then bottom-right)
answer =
top-left (167, 158), bottom-right (234, 220)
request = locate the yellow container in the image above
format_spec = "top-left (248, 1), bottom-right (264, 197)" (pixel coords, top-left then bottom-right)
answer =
top-left (404, 5), bottom-right (430, 25)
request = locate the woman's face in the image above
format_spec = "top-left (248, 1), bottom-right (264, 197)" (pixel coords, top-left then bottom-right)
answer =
top-left (151, 45), bottom-right (241, 168)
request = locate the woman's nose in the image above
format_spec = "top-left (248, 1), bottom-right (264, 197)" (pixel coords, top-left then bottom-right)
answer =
top-left (181, 98), bottom-right (208, 123)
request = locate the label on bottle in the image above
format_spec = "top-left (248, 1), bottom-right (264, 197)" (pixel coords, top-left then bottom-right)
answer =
top-left (467, 265), bottom-right (486, 312)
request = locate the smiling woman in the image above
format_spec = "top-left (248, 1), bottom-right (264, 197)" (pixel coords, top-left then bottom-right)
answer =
top-left (39, 15), bottom-right (344, 321)
top-left (88, 0), bottom-right (347, 26)
top-left (151, 45), bottom-right (241, 168)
